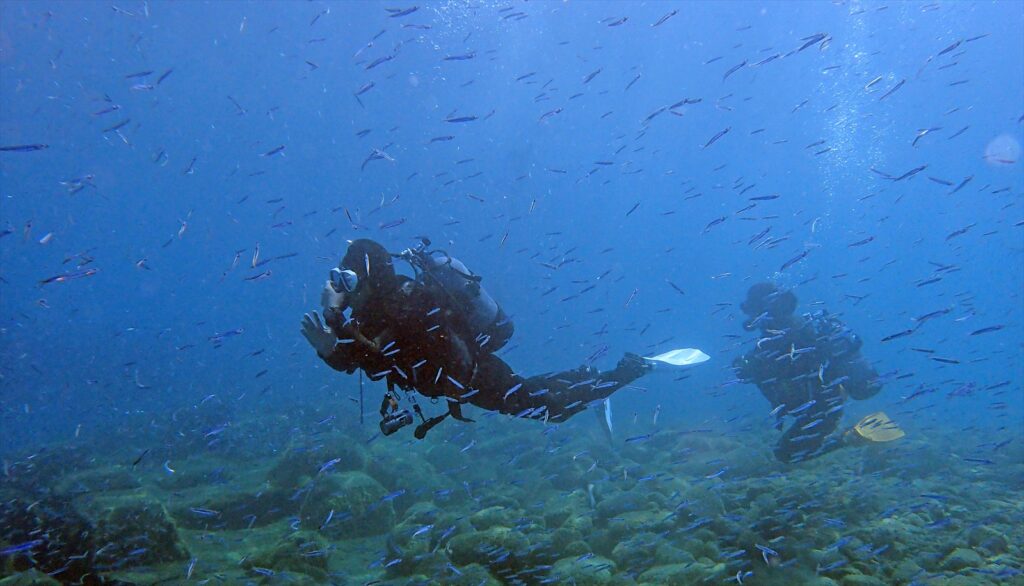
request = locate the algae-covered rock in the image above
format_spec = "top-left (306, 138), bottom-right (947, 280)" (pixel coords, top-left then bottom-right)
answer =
top-left (653, 543), bottom-right (693, 567)
top-left (561, 512), bottom-right (593, 535)
top-left (470, 506), bottom-right (516, 531)
top-left (155, 459), bottom-right (234, 490)
top-left (840, 574), bottom-right (887, 586)
top-left (365, 447), bottom-right (439, 505)
top-left (552, 527), bottom-right (584, 551)
top-left (56, 466), bottom-right (141, 494)
top-left (268, 443), bottom-right (367, 490)
top-left (447, 526), bottom-right (530, 567)
top-left (543, 490), bottom-right (587, 528)
top-left (940, 547), bottom-right (984, 571)
top-left (639, 562), bottom-right (714, 585)
top-left (94, 500), bottom-right (190, 568)
top-left (382, 502), bottom-right (458, 576)
top-left (605, 509), bottom-right (670, 544)
top-left (610, 533), bottom-right (658, 568)
top-left (891, 559), bottom-right (925, 582)
top-left (305, 471), bottom-right (395, 538)
top-left (0, 569), bottom-right (62, 586)
top-left (173, 487), bottom-right (291, 530)
top-left (551, 555), bottom-right (615, 586)
top-left (0, 495), bottom-right (98, 583)
top-left (682, 485), bottom-right (726, 518)
top-left (403, 563), bottom-right (502, 586)
top-left (441, 563), bottom-right (501, 586)
top-left (241, 530), bottom-right (329, 582)
top-left (967, 526), bottom-right (1009, 554)
top-left (595, 491), bottom-right (646, 519)
top-left (679, 536), bottom-right (720, 562)
top-left (563, 540), bottom-right (593, 557)
top-left (926, 576), bottom-right (993, 586)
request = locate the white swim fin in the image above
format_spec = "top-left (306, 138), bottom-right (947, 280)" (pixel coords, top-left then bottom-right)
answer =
top-left (643, 348), bottom-right (710, 367)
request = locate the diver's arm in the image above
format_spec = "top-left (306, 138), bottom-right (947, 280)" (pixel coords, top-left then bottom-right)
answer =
top-left (314, 314), bottom-right (382, 373)
top-left (321, 342), bottom-right (359, 374)
top-left (320, 332), bottom-right (385, 375)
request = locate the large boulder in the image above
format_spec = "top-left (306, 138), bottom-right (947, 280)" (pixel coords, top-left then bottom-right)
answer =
top-left (550, 555), bottom-right (616, 586)
top-left (640, 562), bottom-right (717, 585)
top-left (172, 487), bottom-right (292, 530)
top-left (0, 569), bottom-right (62, 586)
top-left (267, 443), bottom-right (367, 490)
top-left (448, 526), bottom-right (530, 567)
top-left (470, 506), bottom-right (517, 531)
top-left (0, 495), bottom-right (96, 583)
top-left (303, 471), bottom-right (395, 538)
top-left (94, 500), bottom-right (190, 569)
top-left (55, 466), bottom-right (141, 494)
top-left (940, 547), bottom-right (984, 572)
top-left (241, 530), bottom-right (329, 582)
top-left (967, 526), bottom-right (1009, 555)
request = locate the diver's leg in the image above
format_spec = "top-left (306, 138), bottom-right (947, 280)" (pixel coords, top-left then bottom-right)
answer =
top-left (775, 405), bottom-right (844, 462)
top-left (774, 416), bottom-right (826, 463)
top-left (465, 353), bottom-right (650, 422)
top-left (804, 407), bottom-right (848, 458)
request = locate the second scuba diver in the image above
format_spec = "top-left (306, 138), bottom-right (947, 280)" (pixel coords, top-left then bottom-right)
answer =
top-left (733, 283), bottom-right (904, 463)
top-left (301, 238), bottom-right (651, 439)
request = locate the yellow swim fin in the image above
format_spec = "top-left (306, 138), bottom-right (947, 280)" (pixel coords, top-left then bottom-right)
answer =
top-left (851, 411), bottom-right (905, 442)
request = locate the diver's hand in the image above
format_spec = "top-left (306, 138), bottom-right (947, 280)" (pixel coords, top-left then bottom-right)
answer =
top-left (321, 280), bottom-right (345, 312)
top-left (301, 312), bottom-right (336, 357)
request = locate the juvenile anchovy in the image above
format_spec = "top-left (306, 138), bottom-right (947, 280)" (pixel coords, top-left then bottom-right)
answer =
top-left (703, 127), bottom-right (731, 148)
top-left (652, 10), bottom-right (677, 27)
top-left (881, 329), bottom-right (914, 342)
top-left (878, 79), bottom-right (905, 101)
top-left (723, 60), bottom-right (746, 81)
top-left (779, 249), bottom-right (809, 272)
top-left (1, 144), bottom-right (49, 152)
top-left (797, 32), bottom-right (828, 52)
top-left (892, 164), bottom-right (927, 181)
top-left (386, 6), bottom-right (418, 18)
top-left (937, 39), bottom-right (962, 56)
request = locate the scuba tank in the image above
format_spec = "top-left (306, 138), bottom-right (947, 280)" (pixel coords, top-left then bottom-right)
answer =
top-left (398, 238), bottom-right (514, 351)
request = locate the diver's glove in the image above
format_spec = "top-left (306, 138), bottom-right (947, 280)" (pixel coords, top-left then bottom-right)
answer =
top-left (301, 311), bottom-right (337, 357)
top-left (614, 352), bottom-right (652, 381)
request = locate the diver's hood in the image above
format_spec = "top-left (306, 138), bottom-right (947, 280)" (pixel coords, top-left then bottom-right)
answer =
top-left (741, 283), bottom-right (797, 330)
top-left (342, 239), bottom-right (396, 290)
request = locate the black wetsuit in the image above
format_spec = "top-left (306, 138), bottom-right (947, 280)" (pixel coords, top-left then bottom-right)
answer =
top-left (734, 311), bottom-right (881, 462)
top-left (320, 275), bottom-right (647, 430)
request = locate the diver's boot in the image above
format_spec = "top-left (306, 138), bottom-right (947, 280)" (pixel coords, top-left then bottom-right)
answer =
top-left (609, 352), bottom-right (652, 383)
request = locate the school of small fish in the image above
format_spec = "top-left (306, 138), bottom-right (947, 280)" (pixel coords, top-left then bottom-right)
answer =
top-left (0, 2), bottom-right (1021, 585)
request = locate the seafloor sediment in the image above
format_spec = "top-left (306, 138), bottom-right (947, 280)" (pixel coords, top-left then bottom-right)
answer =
top-left (1, 401), bottom-right (1021, 585)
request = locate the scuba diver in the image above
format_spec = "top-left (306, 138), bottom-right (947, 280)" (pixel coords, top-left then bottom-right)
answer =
top-left (732, 282), bottom-right (903, 463)
top-left (300, 238), bottom-right (652, 439)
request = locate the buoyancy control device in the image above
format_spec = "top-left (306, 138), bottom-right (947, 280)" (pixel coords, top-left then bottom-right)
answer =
top-left (397, 238), bottom-right (514, 352)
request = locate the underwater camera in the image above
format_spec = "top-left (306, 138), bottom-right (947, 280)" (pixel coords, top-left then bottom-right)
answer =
top-left (380, 409), bottom-right (414, 435)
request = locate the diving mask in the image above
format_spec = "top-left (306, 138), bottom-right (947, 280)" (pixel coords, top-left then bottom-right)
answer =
top-left (329, 268), bottom-right (359, 293)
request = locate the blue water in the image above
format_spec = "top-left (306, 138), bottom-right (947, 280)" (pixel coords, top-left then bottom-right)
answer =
top-left (1, 2), bottom-right (1022, 584)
